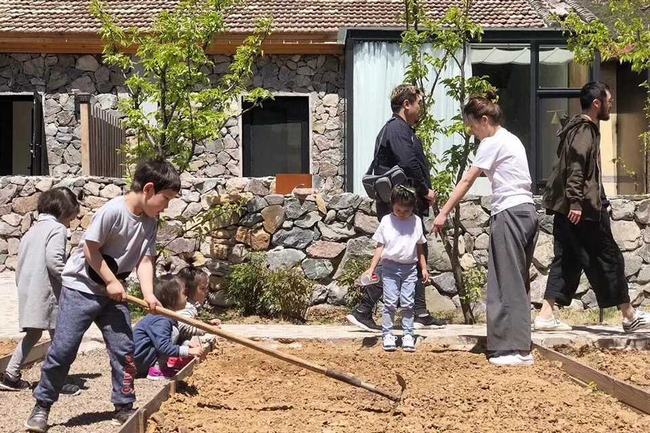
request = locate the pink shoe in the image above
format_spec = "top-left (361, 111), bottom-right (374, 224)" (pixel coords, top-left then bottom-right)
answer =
top-left (146, 364), bottom-right (176, 380)
top-left (166, 356), bottom-right (192, 371)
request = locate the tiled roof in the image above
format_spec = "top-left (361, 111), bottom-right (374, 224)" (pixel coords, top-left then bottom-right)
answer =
top-left (0, 0), bottom-right (550, 34)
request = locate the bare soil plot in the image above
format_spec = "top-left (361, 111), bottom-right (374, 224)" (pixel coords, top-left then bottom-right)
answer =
top-left (556, 345), bottom-right (650, 391)
top-left (147, 341), bottom-right (649, 433)
top-left (0, 339), bottom-right (17, 357)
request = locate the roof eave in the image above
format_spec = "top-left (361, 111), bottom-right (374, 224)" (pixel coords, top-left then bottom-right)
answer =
top-left (340, 26), bottom-right (564, 45)
top-left (0, 30), bottom-right (343, 55)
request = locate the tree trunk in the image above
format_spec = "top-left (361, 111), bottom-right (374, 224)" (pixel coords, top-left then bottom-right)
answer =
top-left (435, 202), bottom-right (476, 324)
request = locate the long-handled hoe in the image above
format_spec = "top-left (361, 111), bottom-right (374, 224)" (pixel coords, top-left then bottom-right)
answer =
top-left (127, 295), bottom-right (406, 402)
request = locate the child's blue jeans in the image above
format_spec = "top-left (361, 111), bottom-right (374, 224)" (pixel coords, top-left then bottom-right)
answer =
top-left (381, 260), bottom-right (417, 336)
top-left (33, 287), bottom-right (136, 407)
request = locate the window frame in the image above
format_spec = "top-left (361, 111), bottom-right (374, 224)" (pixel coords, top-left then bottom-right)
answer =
top-left (533, 43), bottom-right (598, 190)
top-left (343, 29), bottom-right (601, 194)
top-left (241, 93), bottom-right (312, 178)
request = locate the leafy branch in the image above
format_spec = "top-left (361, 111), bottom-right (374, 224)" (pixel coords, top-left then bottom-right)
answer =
top-left (91, 0), bottom-right (273, 171)
top-left (402, 0), bottom-right (494, 323)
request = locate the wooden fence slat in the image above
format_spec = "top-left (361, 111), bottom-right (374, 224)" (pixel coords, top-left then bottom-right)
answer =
top-left (88, 105), bottom-right (124, 178)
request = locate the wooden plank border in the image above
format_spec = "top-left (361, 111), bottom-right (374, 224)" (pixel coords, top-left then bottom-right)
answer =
top-left (0, 340), bottom-right (50, 372)
top-left (118, 359), bottom-right (198, 433)
top-left (533, 343), bottom-right (650, 414)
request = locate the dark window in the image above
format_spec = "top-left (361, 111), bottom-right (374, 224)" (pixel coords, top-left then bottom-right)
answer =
top-left (0, 94), bottom-right (43, 176)
top-left (242, 96), bottom-right (310, 177)
top-left (472, 46), bottom-right (532, 160)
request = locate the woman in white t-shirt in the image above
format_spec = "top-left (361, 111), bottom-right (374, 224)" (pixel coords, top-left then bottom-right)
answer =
top-left (432, 93), bottom-right (538, 367)
top-left (364, 185), bottom-right (430, 352)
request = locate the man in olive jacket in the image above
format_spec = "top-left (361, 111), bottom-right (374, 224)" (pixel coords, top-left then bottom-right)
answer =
top-left (536, 81), bottom-right (649, 333)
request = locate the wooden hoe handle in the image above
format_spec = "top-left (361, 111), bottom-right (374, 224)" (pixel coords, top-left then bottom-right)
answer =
top-left (126, 295), bottom-right (402, 402)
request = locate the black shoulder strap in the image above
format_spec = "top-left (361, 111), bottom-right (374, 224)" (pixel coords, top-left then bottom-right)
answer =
top-left (366, 122), bottom-right (389, 175)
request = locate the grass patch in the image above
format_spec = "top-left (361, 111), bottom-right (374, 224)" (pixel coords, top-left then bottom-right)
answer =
top-left (554, 307), bottom-right (620, 326)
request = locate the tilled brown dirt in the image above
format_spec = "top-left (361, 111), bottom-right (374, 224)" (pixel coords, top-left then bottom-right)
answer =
top-left (148, 341), bottom-right (650, 433)
top-left (556, 345), bottom-right (650, 390)
top-left (0, 348), bottom-right (164, 433)
top-left (0, 339), bottom-right (17, 357)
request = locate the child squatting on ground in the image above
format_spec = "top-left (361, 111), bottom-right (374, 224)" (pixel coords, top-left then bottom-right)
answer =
top-left (176, 257), bottom-right (220, 344)
top-left (133, 274), bottom-right (204, 380)
top-left (1, 188), bottom-right (81, 395)
top-left (364, 185), bottom-right (429, 352)
top-left (25, 159), bottom-right (181, 433)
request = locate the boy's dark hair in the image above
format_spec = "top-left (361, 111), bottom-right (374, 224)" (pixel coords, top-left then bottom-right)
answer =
top-left (390, 84), bottom-right (422, 113)
top-left (391, 184), bottom-right (417, 209)
top-left (177, 255), bottom-right (209, 300)
top-left (463, 91), bottom-right (504, 125)
top-left (154, 274), bottom-right (183, 309)
top-left (37, 187), bottom-right (80, 220)
top-left (131, 159), bottom-right (181, 193)
top-left (580, 81), bottom-right (610, 110)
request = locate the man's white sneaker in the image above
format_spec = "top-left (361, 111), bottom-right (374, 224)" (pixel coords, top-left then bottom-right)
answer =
top-left (402, 334), bottom-right (416, 352)
top-left (489, 353), bottom-right (533, 367)
top-left (533, 317), bottom-right (572, 331)
top-left (383, 334), bottom-right (397, 352)
top-left (622, 310), bottom-right (650, 333)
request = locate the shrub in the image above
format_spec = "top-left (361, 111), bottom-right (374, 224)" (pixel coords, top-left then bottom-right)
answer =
top-left (224, 253), bottom-right (314, 321)
top-left (260, 267), bottom-right (313, 321)
top-left (223, 253), bottom-right (267, 315)
top-left (338, 256), bottom-right (372, 307)
top-left (461, 267), bottom-right (487, 306)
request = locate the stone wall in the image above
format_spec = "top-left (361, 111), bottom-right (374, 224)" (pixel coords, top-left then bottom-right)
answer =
top-left (1, 175), bottom-right (649, 314)
top-left (0, 53), bottom-right (344, 193)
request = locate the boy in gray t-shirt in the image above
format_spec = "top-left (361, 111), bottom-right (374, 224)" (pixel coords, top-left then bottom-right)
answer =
top-left (27, 160), bottom-right (181, 432)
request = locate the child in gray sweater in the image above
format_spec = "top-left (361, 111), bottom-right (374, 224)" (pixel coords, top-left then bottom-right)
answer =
top-left (1, 188), bottom-right (79, 392)
top-left (26, 160), bottom-right (180, 433)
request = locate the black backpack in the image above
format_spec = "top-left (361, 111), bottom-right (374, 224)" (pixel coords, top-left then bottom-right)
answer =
top-left (361, 127), bottom-right (407, 203)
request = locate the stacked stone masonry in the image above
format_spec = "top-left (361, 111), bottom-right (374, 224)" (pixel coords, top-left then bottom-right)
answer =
top-left (0, 53), bottom-right (344, 193)
top-left (1, 175), bottom-right (650, 315)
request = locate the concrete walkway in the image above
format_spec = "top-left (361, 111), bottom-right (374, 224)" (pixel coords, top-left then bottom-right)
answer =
top-left (2, 271), bottom-right (649, 350)
top-left (219, 323), bottom-right (650, 350)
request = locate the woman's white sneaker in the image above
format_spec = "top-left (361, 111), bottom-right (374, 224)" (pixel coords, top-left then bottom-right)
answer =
top-left (489, 353), bottom-right (533, 366)
top-left (533, 317), bottom-right (572, 331)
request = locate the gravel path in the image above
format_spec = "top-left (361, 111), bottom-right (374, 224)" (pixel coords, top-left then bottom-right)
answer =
top-left (0, 349), bottom-right (165, 433)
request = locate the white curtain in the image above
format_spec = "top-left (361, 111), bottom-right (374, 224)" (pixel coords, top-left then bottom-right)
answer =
top-left (351, 41), bottom-right (472, 195)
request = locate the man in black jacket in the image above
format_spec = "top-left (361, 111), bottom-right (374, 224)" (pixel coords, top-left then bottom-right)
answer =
top-left (346, 84), bottom-right (445, 331)
top-left (536, 81), bottom-right (649, 333)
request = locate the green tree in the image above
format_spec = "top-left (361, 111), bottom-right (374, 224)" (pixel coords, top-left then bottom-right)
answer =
top-left (560, 0), bottom-right (649, 189)
top-left (402, 0), bottom-right (493, 323)
top-left (90, 0), bottom-right (272, 170)
top-left (90, 0), bottom-right (271, 255)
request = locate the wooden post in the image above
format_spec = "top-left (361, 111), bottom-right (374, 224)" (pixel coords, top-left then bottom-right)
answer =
top-left (78, 93), bottom-right (91, 176)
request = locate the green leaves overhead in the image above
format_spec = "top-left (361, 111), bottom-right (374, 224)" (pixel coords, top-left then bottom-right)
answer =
top-left (560, 0), bottom-right (649, 183)
top-left (90, 0), bottom-right (272, 171)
